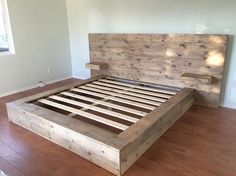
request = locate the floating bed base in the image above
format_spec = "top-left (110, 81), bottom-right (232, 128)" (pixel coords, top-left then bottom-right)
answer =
top-left (7, 76), bottom-right (194, 175)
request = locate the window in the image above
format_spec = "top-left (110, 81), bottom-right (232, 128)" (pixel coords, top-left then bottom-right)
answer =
top-left (0, 0), bottom-right (14, 55)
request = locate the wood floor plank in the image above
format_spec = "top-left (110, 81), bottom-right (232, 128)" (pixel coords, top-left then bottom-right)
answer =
top-left (0, 142), bottom-right (49, 176)
top-left (0, 155), bottom-right (25, 176)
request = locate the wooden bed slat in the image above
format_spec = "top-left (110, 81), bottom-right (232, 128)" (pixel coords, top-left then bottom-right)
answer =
top-left (90, 82), bottom-right (168, 102)
top-left (71, 88), bottom-right (156, 110)
top-left (79, 86), bottom-right (162, 106)
top-left (96, 80), bottom-right (172, 99)
top-left (38, 99), bottom-right (129, 131)
top-left (86, 83), bottom-right (166, 103)
top-left (61, 92), bottom-right (147, 116)
top-left (49, 95), bottom-right (139, 123)
top-left (104, 78), bottom-right (177, 95)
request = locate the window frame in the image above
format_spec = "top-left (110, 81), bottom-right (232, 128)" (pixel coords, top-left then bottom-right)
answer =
top-left (0, 0), bottom-right (15, 56)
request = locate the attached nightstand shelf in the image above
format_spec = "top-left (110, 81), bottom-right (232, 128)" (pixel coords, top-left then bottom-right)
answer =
top-left (181, 73), bottom-right (214, 83)
top-left (86, 62), bottom-right (108, 71)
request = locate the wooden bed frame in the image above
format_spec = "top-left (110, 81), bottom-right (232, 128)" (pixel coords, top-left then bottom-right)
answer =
top-left (7, 34), bottom-right (228, 175)
top-left (7, 76), bottom-right (194, 175)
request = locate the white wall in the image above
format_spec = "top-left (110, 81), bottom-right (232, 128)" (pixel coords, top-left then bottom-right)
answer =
top-left (0, 0), bottom-right (72, 96)
top-left (66, 0), bottom-right (236, 109)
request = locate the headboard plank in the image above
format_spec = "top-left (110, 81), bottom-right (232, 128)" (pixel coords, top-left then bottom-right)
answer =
top-left (89, 34), bottom-right (228, 107)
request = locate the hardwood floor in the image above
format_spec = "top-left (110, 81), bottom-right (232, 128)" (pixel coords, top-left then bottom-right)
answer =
top-left (0, 79), bottom-right (236, 176)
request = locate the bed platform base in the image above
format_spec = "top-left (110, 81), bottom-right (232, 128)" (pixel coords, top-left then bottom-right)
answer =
top-left (7, 76), bottom-right (194, 175)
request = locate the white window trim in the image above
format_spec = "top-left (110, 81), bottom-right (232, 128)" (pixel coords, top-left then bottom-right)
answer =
top-left (0, 0), bottom-right (15, 56)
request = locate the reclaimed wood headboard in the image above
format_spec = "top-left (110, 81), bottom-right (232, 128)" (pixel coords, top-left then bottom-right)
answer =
top-left (88, 34), bottom-right (228, 107)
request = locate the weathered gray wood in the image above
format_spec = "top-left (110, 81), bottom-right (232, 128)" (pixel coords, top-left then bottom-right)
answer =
top-left (7, 102), bottom-right (126, 149)
top-left (118, 88), bottom-right (195, 175)
top-left (97, 79), bottom-right (172, 98)
top-left (77, 86), bottom-right (161, 106)
top-left (181, 73), bottom-right (214, 83)
top-left (71, 88), bottom-right (157, 110)
top-left (89, 34), bottom-right (228, 107)
top-left (7, 76), bottom-right (194, 176)
top-left (49, 95), bottom-right (139, 123)
top-left (86, 83), bottom-right (167, 102)
top-left (7, 102), bottom-right (127, 175)
top-left (38, 99), bottom-right (129, 131)
top-left (107, 76), bottom-right (180, 92)
top-left (86, 62), bottom-right (108, 71)
top-left (60, 92), bottom-right (147, 116)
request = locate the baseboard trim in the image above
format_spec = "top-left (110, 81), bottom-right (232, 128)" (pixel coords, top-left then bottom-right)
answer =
top-left (221, 103), bottom-right (236, 110)
top-left (0, 76), bottom-right (72, 98)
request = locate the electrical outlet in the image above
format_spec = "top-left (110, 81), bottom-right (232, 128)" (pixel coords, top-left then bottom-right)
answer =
top-left (38, 81), bottom-right (46, 88)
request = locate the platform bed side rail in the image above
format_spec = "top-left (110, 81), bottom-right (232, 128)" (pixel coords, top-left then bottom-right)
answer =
top-left (118, 88), bottom-right (195, 175)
